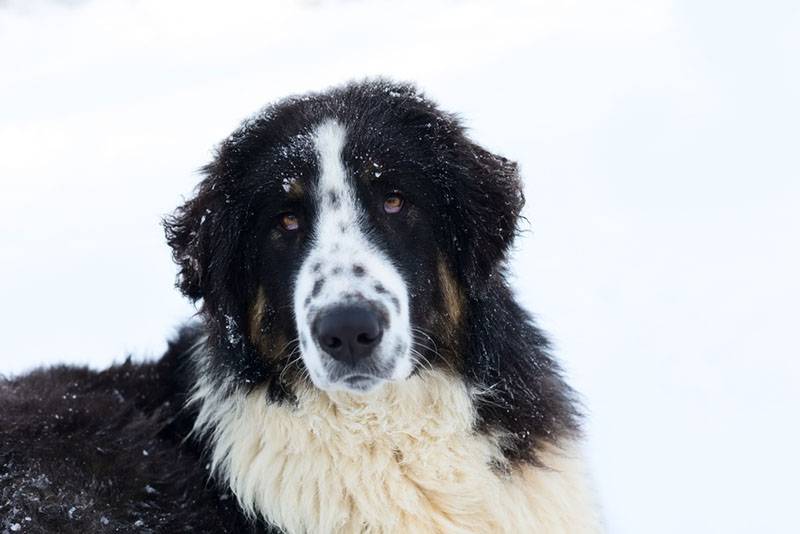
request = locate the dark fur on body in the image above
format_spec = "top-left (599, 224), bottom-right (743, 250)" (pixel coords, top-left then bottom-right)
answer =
top-left (2, 80), bottom-right (579, 532)
top-left (1, 328), bottom-right (277, 533)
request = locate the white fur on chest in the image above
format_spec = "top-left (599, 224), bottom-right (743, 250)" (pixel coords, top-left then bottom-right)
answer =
top-left (191, 371), bottom-right (601, 533)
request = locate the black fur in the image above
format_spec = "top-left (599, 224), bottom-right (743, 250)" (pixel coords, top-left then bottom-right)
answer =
top-left (1, 79), bottom-right (580, 532)
top-left (1, 327), bottom-right (277, 533)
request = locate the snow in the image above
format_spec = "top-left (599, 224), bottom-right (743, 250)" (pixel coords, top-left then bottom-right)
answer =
top-left (1, 1), bottom-right (799, 533)
top-left (223, 314), bottom-right (242, 346)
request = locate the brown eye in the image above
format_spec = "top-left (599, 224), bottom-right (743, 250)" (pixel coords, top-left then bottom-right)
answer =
top-left (383, 192), bottom-right (404, 214)
top-left (280, 212), bottom-right (299, 231)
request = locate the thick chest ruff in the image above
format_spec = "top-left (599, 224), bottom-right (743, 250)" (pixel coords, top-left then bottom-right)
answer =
top-left (193, 368), bottom-right (600, 533)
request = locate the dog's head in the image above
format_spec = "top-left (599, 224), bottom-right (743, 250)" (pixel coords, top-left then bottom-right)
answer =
top-left (166, 80), bottom-right (523, 395)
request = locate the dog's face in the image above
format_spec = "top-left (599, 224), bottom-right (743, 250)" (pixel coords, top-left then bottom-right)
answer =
top-left (290, 120), bottom-right (415, 392)
top-left (166, 81), bottom-right (523, 396)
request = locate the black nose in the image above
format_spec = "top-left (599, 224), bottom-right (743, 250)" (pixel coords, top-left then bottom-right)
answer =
top-left (313, 305), bottom-right (383, 364)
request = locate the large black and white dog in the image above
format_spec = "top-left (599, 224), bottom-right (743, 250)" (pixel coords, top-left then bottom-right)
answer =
top-left (1, 80), bottom-right (601, 533)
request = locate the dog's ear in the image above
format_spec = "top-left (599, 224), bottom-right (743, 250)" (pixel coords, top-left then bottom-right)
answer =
top-left (465, 143), bottom-right (524, 274)
top-left (164, 162), bottom-right (251, 312)
top-left (444, 139), bottom-right (525, 283)
top-left (163, 173), bottom-right (227, 302)
top-left (164, 190), bottom-right (206, 301)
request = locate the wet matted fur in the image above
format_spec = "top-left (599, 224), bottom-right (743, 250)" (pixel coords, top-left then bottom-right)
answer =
top-left (0, 80), bottom-right (602, 533)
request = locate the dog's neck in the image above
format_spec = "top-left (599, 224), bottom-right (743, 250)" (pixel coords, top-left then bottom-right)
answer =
top-left (187, 356), bottom-right (599, 534)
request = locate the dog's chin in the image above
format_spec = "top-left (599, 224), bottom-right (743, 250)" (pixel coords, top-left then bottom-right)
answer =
top-left (306, 372), bottom-right (387, 395)
top-left (302, 353), bottom-right (414, 395)
top-left (331, 374), bottom-right (386, 394)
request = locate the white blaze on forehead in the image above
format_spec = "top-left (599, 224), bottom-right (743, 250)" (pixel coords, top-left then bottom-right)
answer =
top-left (315, 121), bottom-right (349, 200)
top-left (292, 119), bottom-right (413, 391)
top-left (313, 120), bottom-right (361, 239)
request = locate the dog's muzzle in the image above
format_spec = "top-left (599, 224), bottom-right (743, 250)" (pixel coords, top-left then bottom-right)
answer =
top-left (313, 304), bottom-right (384, 365)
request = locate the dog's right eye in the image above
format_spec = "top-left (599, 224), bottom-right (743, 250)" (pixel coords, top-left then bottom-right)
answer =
top-left (279, 212), bottom-right (300, 231)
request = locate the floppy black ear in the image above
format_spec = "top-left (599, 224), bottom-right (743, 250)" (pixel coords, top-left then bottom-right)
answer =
top-left (164, 169), bottom-right (236, 303)
top-left (449, 140), bottom-right (525, 281)
top-left (164, 189), bottom-right (208, 301)
top-left (164, 165), bottom-right (251, 310)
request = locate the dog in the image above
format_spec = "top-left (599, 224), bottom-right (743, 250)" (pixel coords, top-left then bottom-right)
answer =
top-left (0, 80), bottom-right (601, 533)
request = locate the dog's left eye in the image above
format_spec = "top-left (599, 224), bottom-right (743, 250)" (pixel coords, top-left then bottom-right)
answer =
top-left (383, 192), bottom-right (404, 214)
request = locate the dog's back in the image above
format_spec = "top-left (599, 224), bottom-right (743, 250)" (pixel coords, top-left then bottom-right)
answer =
top-left (0, 328), bottom-right (270, 533)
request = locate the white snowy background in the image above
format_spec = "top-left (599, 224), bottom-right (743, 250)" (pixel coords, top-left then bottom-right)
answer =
top-left (1, 0), bottom-right (798, 532)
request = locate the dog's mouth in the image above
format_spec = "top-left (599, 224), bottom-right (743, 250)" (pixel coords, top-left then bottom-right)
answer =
top-left (323, 361), bottom-right (394, 393)
top-left (340, 374), bottom-right (383, 392)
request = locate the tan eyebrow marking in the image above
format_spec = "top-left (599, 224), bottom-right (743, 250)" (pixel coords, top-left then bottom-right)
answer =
top-left (282, 177), bottom-right (304, 199)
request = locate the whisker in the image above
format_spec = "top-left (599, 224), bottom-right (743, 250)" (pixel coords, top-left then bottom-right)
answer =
top-left (409, 347), bottom-right (433, 372)
top-left (411, 328), bottom-right (441, 355)
top-left (278, 349), bottom-right (305, 385)
top-left (410, 329), bottom-right (461, 376)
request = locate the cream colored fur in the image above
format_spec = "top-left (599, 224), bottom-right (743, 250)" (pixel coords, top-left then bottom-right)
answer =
top-left (191, 368), bottom-right (602, 533)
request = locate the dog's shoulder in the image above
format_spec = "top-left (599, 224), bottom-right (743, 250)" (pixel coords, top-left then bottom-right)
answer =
top-left (0, 327), bottom-right (276, 533)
